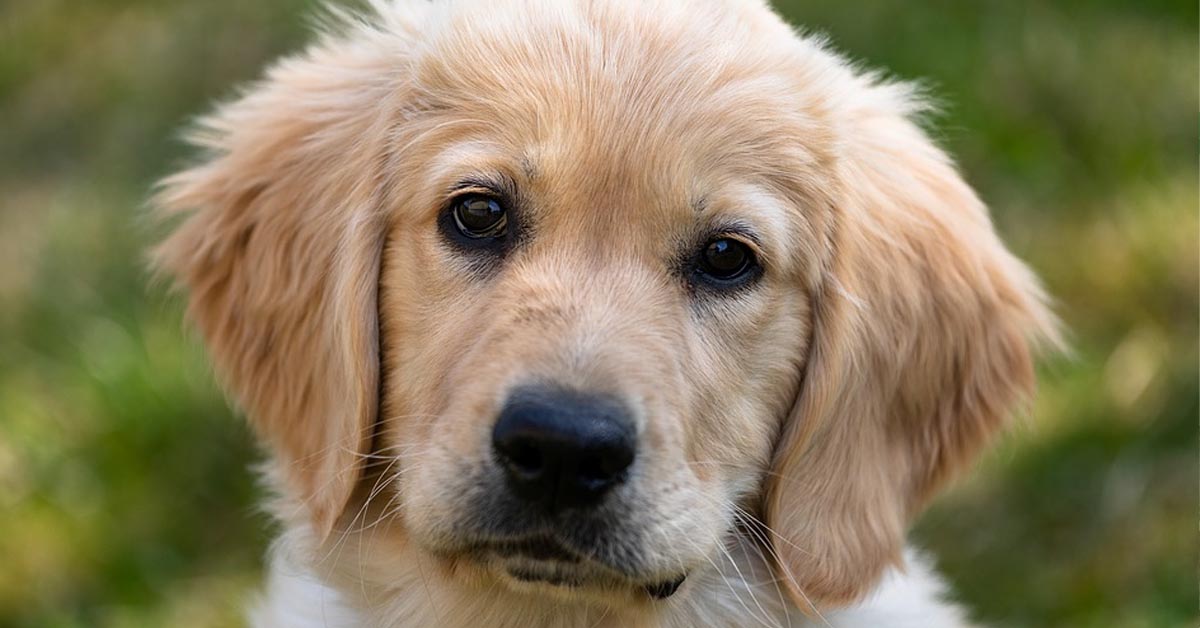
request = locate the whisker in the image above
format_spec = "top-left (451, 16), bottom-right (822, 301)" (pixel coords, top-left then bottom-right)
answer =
top-left (320, 453), bottom-right (403, 568)
top-left (677, 488), bottom-right (832, 627)
top-left (663, 517), bottom-right (777, 628)
top-left (713, 529), bottom-right (775, 624)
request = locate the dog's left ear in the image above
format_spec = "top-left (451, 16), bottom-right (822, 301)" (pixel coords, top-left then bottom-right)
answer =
top-left (152, 21), bottom-right (418, 539)
top-left (763, 81), bottom-right (1060, 610)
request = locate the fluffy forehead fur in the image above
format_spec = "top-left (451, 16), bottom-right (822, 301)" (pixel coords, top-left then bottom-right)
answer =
top-left (153, 1), bottom-right (1058, 626)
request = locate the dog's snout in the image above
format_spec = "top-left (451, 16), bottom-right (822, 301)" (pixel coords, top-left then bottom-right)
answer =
top-left (492, 386), bottom-right (635, 511)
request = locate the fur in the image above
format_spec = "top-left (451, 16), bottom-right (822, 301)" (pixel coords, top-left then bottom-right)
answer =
top-left (153, 1), bottom-right (1058, 626)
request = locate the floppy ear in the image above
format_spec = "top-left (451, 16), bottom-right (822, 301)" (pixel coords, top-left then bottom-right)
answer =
top-left (764, 83), bottom-right (1059, 609)
top-left (152, 21), bottom-right (415, 539)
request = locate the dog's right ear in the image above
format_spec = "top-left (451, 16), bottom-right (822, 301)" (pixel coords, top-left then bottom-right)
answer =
top-left (151, 10), bottom-right (425, 539)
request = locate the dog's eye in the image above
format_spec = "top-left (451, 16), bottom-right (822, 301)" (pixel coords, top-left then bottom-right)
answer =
top-left (452, 195), bottom-right (508, 238)
top-left (696, 237), bottom-right (756, 282)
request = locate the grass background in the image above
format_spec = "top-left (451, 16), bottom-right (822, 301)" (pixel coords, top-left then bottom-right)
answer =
top-left (0, 1), bottom-right (1195, 626)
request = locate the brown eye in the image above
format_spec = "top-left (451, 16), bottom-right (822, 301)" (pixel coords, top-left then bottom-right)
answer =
top-left (452, 195), bottom-right (508, 238)
top-left (698, 237), bottom-right (755, 281)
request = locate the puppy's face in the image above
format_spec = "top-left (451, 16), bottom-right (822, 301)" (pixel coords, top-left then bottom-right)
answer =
top-left (380, 68), bottom-right (821, 598)
top-left (155, 0), bottom-right (1056, 612)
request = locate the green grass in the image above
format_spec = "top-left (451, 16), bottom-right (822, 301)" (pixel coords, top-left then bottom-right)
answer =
top-left (1, 1), bottom-right (1195, 626)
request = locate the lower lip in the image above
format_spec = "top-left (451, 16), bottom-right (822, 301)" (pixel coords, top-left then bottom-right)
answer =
top-left (478, 540), bottom-right (689, 600)
top-left (504, 562), bottom-right (686, 600)
top-left (484, 537), bottom-right (581, 563)
top-left (506, 567), bottom-right (583, 588)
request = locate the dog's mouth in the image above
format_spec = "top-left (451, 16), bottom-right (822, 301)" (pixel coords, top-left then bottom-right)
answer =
top-left (486, 535), bottom-right (582, 563)
top-left (471, 535), bottom-right (688, 600)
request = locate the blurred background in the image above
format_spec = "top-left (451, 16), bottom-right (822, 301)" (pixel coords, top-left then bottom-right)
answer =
top-left (0, 1), bottom-right (1195, 626)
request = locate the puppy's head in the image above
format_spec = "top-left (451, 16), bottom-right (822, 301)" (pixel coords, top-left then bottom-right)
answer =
top-left (155, 0), bottom-right (1057, 612)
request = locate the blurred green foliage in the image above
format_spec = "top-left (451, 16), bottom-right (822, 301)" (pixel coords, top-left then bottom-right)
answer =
top-left (0, 1), bottom-right (1195, 626)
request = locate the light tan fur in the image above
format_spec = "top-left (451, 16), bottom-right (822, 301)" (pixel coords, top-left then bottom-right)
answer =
top-left (153, 1), bottom-right (1058, 625)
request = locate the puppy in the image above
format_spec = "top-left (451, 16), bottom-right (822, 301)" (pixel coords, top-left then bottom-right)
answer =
top-left (153, 1), bottom-right (1058, 626)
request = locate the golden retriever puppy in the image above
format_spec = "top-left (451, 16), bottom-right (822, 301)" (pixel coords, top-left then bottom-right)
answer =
top-left (154, 0), bottom-right (1058, 626)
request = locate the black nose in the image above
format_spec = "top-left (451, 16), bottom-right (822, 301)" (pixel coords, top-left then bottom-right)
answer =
top-left (492, 386), bottom-right (636, 511)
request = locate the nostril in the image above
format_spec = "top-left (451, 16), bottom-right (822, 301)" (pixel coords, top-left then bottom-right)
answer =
top-left (503, 439), bottom-right (544, 477)
top-left (577, 446), bottom-right (634, 487)
top-left (576, 455), bottom-right (608, 486)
